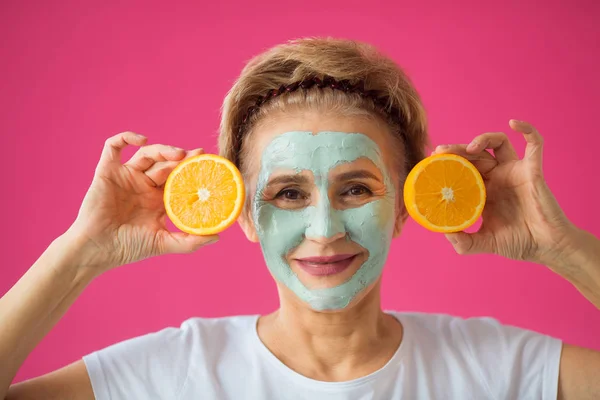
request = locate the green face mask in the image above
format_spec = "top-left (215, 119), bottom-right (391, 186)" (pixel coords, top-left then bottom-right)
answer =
top-left (253, 131), bottom-right (396, 311)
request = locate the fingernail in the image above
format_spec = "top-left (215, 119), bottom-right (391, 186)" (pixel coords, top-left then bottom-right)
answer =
top-left (437, 144), bottom-right (449, 149)
top-left (135, 133), bottom-right (146, 139)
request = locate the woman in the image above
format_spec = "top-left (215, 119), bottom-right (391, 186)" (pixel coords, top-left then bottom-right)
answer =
top-left (1, 38), bottom-right (599, 399)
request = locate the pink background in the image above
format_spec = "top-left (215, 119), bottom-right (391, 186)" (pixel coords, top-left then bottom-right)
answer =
top-left (2, 0), bottom-right (599, 382)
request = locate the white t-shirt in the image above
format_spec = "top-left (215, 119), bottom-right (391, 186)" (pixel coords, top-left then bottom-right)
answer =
top-left (83, 312), bottom-right (562, 399)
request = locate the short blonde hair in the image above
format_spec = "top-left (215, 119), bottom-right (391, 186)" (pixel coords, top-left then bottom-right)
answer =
top-left (219, 37), bottom-right (429, 180)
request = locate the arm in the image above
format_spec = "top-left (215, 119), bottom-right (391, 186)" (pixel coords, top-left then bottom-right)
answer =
top-left (548, 228), bottom-right (600, 310)
top-left (0, 233), bottom-right (96, 399)
top-left (553, 228), bottom-right (600, 400)
top-left (559, 344), bottom-right (600, 400)
top-left (435, 120), bottom-right (600, 399)
top-left (6, 361), bottom-right (93, 400)
top-left (0, 132), bottom-right (214, 399)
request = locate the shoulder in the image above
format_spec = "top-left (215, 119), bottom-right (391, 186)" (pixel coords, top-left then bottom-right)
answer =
top-left (388, 311), bottom-right (562, 399)
top-left (92, 314), bottom-right (258, 357)
top-left (176, 314), bottom-right (259, 354)
top-left (83, 315), bottom-right (258, 400)
top-left (388, 311), bottom-right (514, 360)
top-left (389, 310), bottom-right (558, 346)
top-left (178, 314), bottom-right (259, 338)
top-left (127, 314), bottom-right (259, 361)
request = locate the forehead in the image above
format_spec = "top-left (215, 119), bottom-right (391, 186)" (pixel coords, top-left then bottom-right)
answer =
top-left (250, 113), bottom-right (389, 159)
top-left (260, 131), bottom-right (384, 176)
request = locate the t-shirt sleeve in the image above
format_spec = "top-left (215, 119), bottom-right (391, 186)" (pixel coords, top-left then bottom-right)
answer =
top-left (82, 322), bottom-right (194, 400)
top-left (453, 317), bottom-right (563, 400)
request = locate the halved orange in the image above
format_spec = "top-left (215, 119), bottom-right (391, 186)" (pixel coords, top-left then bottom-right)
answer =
top-left (164, 154), bottom-right (245, 235)
top-left (404, 154), bottom-right (486, 233)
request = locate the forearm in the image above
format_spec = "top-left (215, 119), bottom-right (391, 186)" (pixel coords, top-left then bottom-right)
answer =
top-left (550, 228), bottom-right (600, 309)
top-left (0, 232), bottom-right (97, 397)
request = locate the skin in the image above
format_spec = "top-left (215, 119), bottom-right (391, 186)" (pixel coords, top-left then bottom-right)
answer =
top-left (240, 117), bottom-right (405, 381)
top-left (252, 130), bottom-right (397, 311)
top-left (0, 112), bottom-right (599, 398)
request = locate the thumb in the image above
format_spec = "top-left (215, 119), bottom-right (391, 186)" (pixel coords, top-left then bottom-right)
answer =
top-left (159, 231), bottom-right (220, 255)
top-left (445, 231), bottom-right (495, 255)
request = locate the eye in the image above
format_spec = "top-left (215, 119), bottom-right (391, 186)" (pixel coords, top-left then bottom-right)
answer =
top-left (276, 188), bottom-right (305, 201)
top-left (344, 185), bottom-right (372, 197)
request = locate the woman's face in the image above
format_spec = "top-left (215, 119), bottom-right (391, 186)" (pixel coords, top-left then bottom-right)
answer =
top-left (239, 112), bottom-right (406, 311)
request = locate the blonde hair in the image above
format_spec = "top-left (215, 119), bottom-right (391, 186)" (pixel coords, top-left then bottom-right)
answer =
top-left (218, 37), bottom-right (429, 181)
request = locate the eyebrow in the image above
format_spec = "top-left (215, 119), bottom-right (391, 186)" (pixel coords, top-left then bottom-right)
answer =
top-left (266, 174), bottom-right (311, 187)
top-left (334, 169), bottom-right (382, 183)
top-left (266, 170), bottom-right (382, 187)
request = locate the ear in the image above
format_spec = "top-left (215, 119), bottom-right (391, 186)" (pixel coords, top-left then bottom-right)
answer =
top-left (393, 204), bottom-right (409, 238)
top-left (238, 206), bottom-right (260, 243)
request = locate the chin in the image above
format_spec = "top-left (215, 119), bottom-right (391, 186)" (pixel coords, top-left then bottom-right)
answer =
top-left (309, 279), bottom-right (381, 312)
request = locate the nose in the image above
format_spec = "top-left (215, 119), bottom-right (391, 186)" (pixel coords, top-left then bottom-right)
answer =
top-left (304, 193), bottom-right (346, 243)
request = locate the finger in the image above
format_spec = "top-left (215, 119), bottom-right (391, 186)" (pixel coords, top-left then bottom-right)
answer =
top-left (145, 161), bottom-right (179, 187)
top-left (145, 148), bottom-right (205, 187)
top-left (125, 144), bottom-right (186, 171)
top-left (158, 231), bottom-right (220, 255)
top-left (432, 144), bottom-right (498, 176)
top-left (466, 132), bottom-right (519, 163)
top-left (445, 231), bottom-right (496, 255)
top-left (99, 132), bottom-right (147, 168)
top-left (184, 148), bottom-right (205, 159)
top-left (509, 119), bottom-right (544, 167)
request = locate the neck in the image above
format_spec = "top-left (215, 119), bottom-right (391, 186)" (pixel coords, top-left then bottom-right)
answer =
top-left (257, 280), bottom-right (403, 382)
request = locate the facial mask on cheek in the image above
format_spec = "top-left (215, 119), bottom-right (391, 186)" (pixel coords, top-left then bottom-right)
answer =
top-left (253, 131), bottom-right (396, 311)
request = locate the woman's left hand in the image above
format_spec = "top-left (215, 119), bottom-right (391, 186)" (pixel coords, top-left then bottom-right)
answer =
top-left (432, 119), bottom-right (577, 269)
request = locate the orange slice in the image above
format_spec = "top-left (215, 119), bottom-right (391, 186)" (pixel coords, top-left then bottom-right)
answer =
top-left (164, 154), bottom-right (245, 235)
top-left (403, 154), bottom-right (486, 233)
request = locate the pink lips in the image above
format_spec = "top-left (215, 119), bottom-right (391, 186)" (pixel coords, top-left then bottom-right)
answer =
top-left (295, 254), bottom-right (357, 276)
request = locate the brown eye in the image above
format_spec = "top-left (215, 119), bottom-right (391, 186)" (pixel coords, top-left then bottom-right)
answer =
top-left (277, 189), bottom-right (304, 201)
top-left (345, 185), bottom-right (371, 197)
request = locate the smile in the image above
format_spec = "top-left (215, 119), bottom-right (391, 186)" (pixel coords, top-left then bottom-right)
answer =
top-left (294, 254), bottom-right (358, 276)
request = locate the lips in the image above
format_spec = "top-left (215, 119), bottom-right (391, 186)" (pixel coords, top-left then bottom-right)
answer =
top-left (294, 254), bottom-right (357, 276)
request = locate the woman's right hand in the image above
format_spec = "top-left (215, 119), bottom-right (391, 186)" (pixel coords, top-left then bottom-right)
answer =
top-left (65, 131), bottom-right (220, 275)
